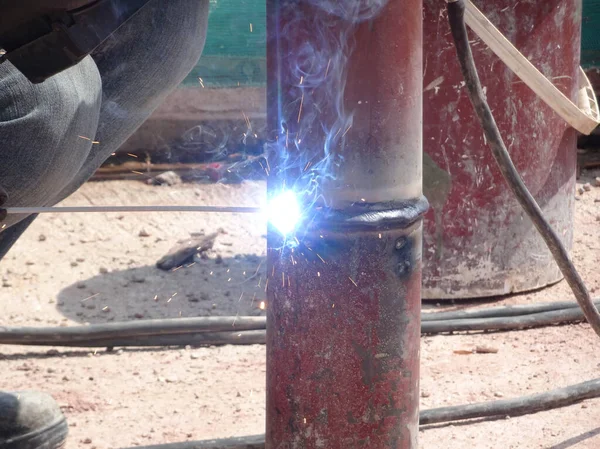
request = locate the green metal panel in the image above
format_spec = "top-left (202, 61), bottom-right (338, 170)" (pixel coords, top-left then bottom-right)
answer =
top-left (582, 0), bottom-right (600, 67)
top-left (181, 0), bottom-right (267, 88)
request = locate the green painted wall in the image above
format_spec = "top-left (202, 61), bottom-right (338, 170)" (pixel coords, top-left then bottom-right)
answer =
top-left (582, 0), bottom-right (600, 67)
top-left (183, 1), bottom-right (597, 84)
top-left (181, 0), bottom-right (267, 88)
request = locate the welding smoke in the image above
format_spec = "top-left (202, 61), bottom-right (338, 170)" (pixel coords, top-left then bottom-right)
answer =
top-left (305, 0), bottom-right (389, 22)
top-left (268, 0), bottom-right (389, 228)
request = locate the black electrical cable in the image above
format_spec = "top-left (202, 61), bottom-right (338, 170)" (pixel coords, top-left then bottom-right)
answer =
top-left (422, 299), bottom-right (600, 321)
top-left (446, 0), bottom-right (600, 339)
top-left (2, 300), bottom-right (597, 348)
top-left (124, 379), bottom-right (600, 449)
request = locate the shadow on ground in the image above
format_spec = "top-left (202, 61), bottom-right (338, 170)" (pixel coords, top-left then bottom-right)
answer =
top-left (56, 254), bottom-right (266, 324)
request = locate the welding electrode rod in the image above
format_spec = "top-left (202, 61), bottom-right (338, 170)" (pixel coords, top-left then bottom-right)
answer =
top-left (3, 206), bottom-right (262, 214)
top-left (447, 0), bottom-right (600, 339)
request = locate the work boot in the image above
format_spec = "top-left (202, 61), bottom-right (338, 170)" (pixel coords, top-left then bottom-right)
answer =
top-left (0, 391), bottom-right (68, 449)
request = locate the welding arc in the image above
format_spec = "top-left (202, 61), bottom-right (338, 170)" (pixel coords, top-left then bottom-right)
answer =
top-left (125, 379), bottom-right (600, 448)
top-left (1, 299), bottom-right (598, 347)
top-left (2, 205), bottom-right (261, 214)
top-left (446, 0), bottom-right (600, 339)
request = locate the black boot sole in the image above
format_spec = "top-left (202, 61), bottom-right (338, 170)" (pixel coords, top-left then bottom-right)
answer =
top-left (0, 416), bottom-right (68, 449)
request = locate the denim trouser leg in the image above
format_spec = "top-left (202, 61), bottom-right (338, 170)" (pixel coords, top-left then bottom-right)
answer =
top-left (0, 0), bottom-right (209, 260)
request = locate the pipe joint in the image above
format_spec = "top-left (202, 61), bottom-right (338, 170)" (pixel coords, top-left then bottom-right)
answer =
top-left (308, 196), bottom-right (429, 232)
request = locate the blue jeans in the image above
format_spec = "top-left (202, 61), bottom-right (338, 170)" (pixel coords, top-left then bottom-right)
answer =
top-left (0, 0), bottom-right (209, 259)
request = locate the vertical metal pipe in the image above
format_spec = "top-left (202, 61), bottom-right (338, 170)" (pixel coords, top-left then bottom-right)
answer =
top-left (266, 1), bottom-right (424, 448)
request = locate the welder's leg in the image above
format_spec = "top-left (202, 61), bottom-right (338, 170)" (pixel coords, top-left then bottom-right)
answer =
top-left (50, 0), bottom-right (210, 203)
top-left (0, 57), bottom-right (102, 230)
top-left (0, 0), bottom-right (208, 260)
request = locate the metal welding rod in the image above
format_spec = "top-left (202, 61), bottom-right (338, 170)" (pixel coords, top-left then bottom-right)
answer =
top-left (2, 205), bottom-right (262, 214)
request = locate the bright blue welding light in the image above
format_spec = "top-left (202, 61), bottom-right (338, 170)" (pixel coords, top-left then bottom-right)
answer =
top-left (267, 190), bottom-right (301, 236)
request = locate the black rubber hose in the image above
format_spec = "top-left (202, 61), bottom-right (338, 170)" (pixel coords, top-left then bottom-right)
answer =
top-left (420, 377), bottom-right (600, 425)
top-left (126, 378), bottom-right (600, 448)
top-left (446, 0), bottom-right (600, 339)
top-left (0, 303), bottom-right (594, 348)
top-left (422, 299), bottom-right (600, 321)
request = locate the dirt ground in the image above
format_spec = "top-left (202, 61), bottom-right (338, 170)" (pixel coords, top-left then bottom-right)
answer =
top-left (0, 171), bottom-right (599, 449)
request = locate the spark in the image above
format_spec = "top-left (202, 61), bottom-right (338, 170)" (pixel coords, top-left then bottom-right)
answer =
top-left (259, 301), bottom-right (266, 310)
top-left (264, 278), bottom-right (269, 292)
top-left (249, 23), bottom-right (253, 32)
top-left (228, 278), bottom-right (232, 282)
top-left (1, 224), bottom-right (5, 229)
top-left (299, 76), bottom-right (304, 85)
top-left (78, 135), bottom-right (100, 144)
top-left (241, 111), bottom-right (251, 128)
top-left (250, 293), bottom-right (256, 307)
top-left (198, 77), bottom-right (205, 88)
top-left (378, 233), bottom-right (382, 239)
top-left (332, 304), bottom-right (335, 308)
top-left (316, 253), bottom-right (325, 263)
top-left (171, 265), bottom-right (183, 272)
top-left (131, 170), bottom-right (145, 175)
top-left (348, 277), bottom-right (358, 287)
top-left (297, 92), bottom-right (304, 123)
top-left (102, 306), bottom-right (109, 311)
top-left (342, 125), bottom-right (352, 137)
top-left (317, 272), bottom-right (321, 277)
top-left (127, 153), bottom-right (138, 158)
top-left (282, 272), bottom-right (285, 287)
top-left (154, 295), bottom-right (158, 301)
top-left (210, 271), bottom-right (213, 275)
top-left (81, 293), bottom-right (99, 302)
top-left (303, 160), bottom-right (313, 172)
top-left (325, 58), bottom-right (331, 77)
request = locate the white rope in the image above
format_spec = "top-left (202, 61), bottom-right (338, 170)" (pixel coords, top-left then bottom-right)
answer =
top-left (3, 205), bottom-right (262, 214)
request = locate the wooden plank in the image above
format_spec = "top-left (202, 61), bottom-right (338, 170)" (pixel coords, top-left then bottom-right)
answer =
top-left (464, 0), bottom-right (599, 135)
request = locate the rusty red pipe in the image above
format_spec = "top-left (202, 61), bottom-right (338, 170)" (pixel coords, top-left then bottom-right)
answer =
top-left (266, 1), bottom-right (425, 448)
